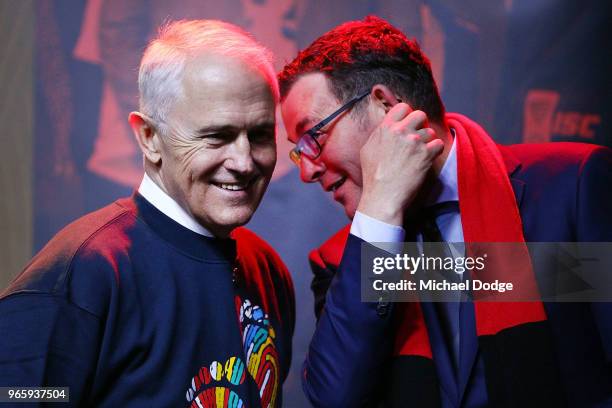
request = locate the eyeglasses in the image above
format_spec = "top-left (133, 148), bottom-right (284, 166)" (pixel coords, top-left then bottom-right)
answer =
top-left (289, 90), bottom-right (370, 165)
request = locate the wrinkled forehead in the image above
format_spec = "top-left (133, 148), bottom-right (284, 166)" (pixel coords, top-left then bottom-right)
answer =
top-left (280, 73), bottom-right (338, 141)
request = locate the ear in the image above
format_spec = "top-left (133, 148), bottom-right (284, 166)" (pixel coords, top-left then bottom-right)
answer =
top-left (371, 84), bottom-right (407, 113)
top-left (129, 111), bottom-right (162, 165)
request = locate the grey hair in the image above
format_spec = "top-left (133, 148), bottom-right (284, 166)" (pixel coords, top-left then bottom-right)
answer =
top-left (138, 19), bottom-right (278, 134)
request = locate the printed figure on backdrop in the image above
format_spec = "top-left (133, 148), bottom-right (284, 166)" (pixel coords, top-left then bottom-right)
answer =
top-left (1, 20), bottom-right (295, 407)
top-left (279, 15), bottom-right (612, 407)
top-left (71, 0), bottom-right (304, 204)
top-left (71, 0), bottom-right (249, 206)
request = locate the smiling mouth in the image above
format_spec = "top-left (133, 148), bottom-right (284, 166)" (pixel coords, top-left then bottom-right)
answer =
top-left (212, 178), bottom-right (255, 192)
top-left (327, 177), bottom-right (346, 192)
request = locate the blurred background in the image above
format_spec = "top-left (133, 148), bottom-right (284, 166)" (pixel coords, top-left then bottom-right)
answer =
top-left (1, 0), bottom-right (610, 405)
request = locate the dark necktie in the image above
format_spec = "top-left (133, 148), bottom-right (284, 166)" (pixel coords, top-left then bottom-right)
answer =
top-left (416, 201), bottom-right (462, 377)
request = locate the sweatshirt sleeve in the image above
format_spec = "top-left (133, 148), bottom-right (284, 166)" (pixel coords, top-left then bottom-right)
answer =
top-left (0, 292), bottom-right (104, 406)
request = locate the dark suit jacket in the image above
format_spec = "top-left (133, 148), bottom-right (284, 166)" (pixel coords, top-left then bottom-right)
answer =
top-left (302, 142), bottom-right (612, 407)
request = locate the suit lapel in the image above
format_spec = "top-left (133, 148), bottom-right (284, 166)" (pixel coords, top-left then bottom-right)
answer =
top-left (509, 178), bottom-right (525, 210)
top-left (499, 144), bottom-right (525, 209)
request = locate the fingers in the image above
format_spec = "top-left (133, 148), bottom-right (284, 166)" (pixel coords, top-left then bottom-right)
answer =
top-left (426, 138), bottom-right (445, 158)
top-left (416, 127), bottom-right (435, 143)
top-left (376, 106), bottom-right (441, 155)
top-left (386, 104), bottom-right (428, 127)
top-left (385, 107), bottom-right (430, 137)
top-left (387, 102), bottom-right (411, 121)
top-left (403, 109), bottom-right (428, 131)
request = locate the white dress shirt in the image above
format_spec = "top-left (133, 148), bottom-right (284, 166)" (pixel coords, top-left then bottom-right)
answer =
top-left (138, 173), bottom-right (213, 237)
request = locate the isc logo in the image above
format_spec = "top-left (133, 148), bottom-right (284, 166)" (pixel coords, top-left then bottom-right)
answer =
top-left (523, 89), bottom-right (601, 143)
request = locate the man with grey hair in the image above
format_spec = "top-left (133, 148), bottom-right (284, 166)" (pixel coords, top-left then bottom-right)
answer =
top-left (0, 20), bottom-right (294, 407)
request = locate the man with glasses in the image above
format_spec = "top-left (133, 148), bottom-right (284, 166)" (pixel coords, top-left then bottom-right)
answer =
top-left (0, 20), bottom-right (294, 406)
top-left (279, 16), bottom-right (612, 407)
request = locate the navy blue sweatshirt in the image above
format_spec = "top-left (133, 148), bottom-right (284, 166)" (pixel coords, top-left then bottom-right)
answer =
top-left (0, 194), bottom-right (294, 407)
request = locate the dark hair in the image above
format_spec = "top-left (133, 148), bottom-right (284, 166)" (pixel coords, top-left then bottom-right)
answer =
top-left (278, 15), bottom-right (445, 123)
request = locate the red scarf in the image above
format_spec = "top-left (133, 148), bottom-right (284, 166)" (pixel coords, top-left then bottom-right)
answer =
top-left (395, 113), bottom-right (547, 356)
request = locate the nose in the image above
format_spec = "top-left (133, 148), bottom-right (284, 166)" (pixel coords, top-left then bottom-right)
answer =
top-left (226, 133), bottom-right (256, 174)
top-left (299, 155), bottom-right (325, 183)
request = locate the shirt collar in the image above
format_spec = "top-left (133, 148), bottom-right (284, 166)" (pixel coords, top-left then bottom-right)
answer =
top-left (423, 130), bottom-right (459, 206)
top-left (138, 173), bottom-right (213, 237)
